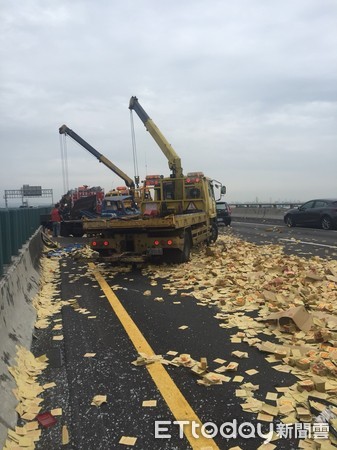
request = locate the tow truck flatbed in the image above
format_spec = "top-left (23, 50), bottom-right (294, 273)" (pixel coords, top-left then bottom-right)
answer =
top-left (83, 211), bottom-right (208, 233)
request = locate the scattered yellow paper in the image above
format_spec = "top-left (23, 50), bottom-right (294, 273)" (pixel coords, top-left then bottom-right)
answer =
top-left (62, 425), bottom-right (70, 445)
top-left (119, 436), bottom-right (137, 446)
top-left (52, 335), bottom-right (64, 341)
top-left (91, 395), bottom-right (107, 407)
top-left (257, 413), bottom-right (274, 422)
top-left (43, 382), bottom-right (56, 390)
top-left (233, 376), bottom-right (244, 383)
top-left (245, 369), bottom-right (259, 376)
top-left (213, 358), bottom-right (226, 364)
top-left (142, 400), bottom-right (157, 407)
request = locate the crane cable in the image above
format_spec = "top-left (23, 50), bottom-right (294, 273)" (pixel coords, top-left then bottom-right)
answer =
top-left (59, 133), bottom-right (69, 194)
top-left (129, 110), bottom-right (140, 187)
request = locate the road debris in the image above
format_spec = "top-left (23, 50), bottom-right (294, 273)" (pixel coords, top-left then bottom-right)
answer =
top-left (5, 346), bottom-right (48, 442)
top-left (142, 234), bottom-right (337, 446)
top-left (142, 400), bottom-right (157, 407)
top-left (3, 252), bottom-right (64, 449)
top-left (4, 232), bottom-right (337, 448)
top-left (119, 436), bottom-right (137, 446)
top-left (131, 353), bottom-right (163, 366)
top-left (91, 395), bottom-right (107, 407)
top-left (36, 411), bottom-right (57, 428)
top-left (62, 425), bottom-right (70, 445)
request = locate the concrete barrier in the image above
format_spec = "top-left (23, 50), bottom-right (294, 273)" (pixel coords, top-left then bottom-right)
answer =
top-left (231, 207), bottom-right (286, 221)
top-left (0, 228), bottom-right (43, 447)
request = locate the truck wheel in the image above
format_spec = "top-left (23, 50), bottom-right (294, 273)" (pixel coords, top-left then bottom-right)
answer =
top-left (209, 221), bottom-right (218, 243)
top-left (165, 231), bottom-right (191, 264)
top-left (181, 231), bottom-right (192, 263)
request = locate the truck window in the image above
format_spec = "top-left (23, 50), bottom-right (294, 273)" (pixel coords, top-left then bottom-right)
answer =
top-left (163, 182), bottom-right (175, 200)
top-left (185, 187), bottom-right (200, 199)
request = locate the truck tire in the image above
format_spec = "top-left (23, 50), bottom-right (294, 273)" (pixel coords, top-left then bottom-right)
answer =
top-left (208, 220), bottom-right (218, 243)
top-left (181, 231), bottom-right (192, 262)
top-left (165, 231), bottom-right (191, 264)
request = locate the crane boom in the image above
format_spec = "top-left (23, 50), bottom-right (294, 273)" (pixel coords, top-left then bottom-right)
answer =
top-left (128, 97), bottom-right (183, 178)
top-left (59, 125), bottom-right (135, 189)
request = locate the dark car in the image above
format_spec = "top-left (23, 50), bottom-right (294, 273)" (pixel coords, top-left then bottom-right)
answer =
top-left (284, 198), bottom-right (337, 230)
top-left (216, 201), bottom-right (232, 226)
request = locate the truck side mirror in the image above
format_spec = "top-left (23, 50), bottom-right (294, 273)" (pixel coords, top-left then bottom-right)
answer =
top-left (221, 186), bottom-right (226, 195)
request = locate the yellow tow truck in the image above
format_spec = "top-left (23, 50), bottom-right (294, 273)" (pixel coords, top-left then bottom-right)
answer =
top-left (83, 96), bottom-right (225, 263)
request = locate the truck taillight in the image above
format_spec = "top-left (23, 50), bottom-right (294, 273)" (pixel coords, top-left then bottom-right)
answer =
top-left (91, 241), bottom-right (97, 247)
top-left (145, 175), bottom-right (162, 186)
top-left (154, 240), bottom-right (160, 246)
top-left (103, 241), bottom-right (109, 246)
top-left (167, 240), bottom-right (173, 246)
top-left (185, 177), bottom-right (200, 184)
top-left (186, 172), bottom-right (204, 183)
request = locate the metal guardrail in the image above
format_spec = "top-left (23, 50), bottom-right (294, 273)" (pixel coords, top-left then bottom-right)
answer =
top-left (0, 207), bottom-right (50, 277)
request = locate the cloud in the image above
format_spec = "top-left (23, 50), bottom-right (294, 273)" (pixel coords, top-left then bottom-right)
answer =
top-left (1, 0), bottom-right (336, 206)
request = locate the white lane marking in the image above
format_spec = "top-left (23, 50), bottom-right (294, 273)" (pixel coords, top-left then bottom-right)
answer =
top-left (279, 238), bottom-right (337, 250)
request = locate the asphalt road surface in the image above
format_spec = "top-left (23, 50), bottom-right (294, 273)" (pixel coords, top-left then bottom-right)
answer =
top-left (30, 221), bottom-right (336, 450)
top-left (224, 219), bottom-right (337, 260)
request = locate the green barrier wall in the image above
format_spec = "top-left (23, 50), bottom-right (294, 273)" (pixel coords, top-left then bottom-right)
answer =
top-left (0, 207), bottom-right (50, 277)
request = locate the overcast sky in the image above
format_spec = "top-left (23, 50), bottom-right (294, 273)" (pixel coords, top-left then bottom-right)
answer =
top-left (1, 0), bottom-right (336, 207)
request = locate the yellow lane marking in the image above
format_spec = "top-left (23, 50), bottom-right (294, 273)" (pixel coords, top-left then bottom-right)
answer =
top-left (89, 262), bottom-right (219, 450)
